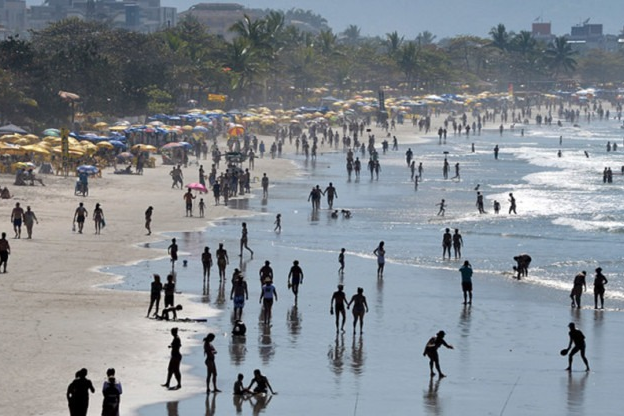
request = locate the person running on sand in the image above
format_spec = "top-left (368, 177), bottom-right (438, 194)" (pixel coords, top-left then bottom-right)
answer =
top-left (459, 261), bottom-right (473, 304)
top-left (23, 206), bottom-right (38, 239)
top-left (423, 330), bottom-right (454, 377)
top-left (564, 322), bottom-right (590, 372)
top-left (0, 232), bottom-right (9, 273)
top-left (330, 284), bottom-right (348, 332)
top-left (216, 243), bottom-right (229, 281)
top-left (203, 333), bottom-right (221, 393)
top-left (162, 327), bottom-right (182, 390)
top-left (147, 274), bottom-right (163, 317)
top-left (239, 222), bottom-right (253, 258)
top-left (442, 228), bottom-right (452, 260)
top-left (570, 271), bottom-right (587, 308)
top-left (373, 241), bottom-right (386, 278)
top-left (338, 248), bottom-right (346, 274)
top-left (145, 206), bottom-right (153, 235)
top-left (73, 202), bottom-right (88, 234)
top-left (347, 287), bottom-right (369, 334)
top-left (593, 267), bottom-right (608, 309)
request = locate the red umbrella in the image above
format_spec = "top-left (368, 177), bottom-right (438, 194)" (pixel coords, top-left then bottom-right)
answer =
top-left (186, 183), bottom-right (207, 193)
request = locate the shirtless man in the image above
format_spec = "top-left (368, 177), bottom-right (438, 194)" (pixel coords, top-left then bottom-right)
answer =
top-left (259, 260), bottom-right (273, 286)
top-left (564, 323), bottom-right (590, 372)
top-left (168, 238), bottom-right (178, 271)
top-left (330, 284), bottom-right (348, 332)
top-left (423, 331), bottom-right (454, 377)
top-left (183, 189), bottom-right (196, 217)
top-left (11, 202), bottom-right (25, 238)
top-left (0, 232), bottom-right (10, 273)
top-left (73, 202), bottom-right (88, 234)
top-left (508, 193), bottom-right (517, 214)
top-left (442, 228), bottom-right (452, 260)
top-left (216, 243), bottom-right (229, 281)
top-left (323, 183), bottom-right (338, 210)
top-left (287, 260), bottom-right (304, 301)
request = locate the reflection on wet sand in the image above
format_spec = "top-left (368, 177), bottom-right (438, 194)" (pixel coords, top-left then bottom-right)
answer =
top-left (423, 377), bottom-right (443, 416)
top-left (166, 401), bottom-right (179, 416)
top-left (204, 393), bottom-right (217, 416)
top-left (328, 333), bottom-right (346, 376)
top-left (258, 324), bottom-right (275, 364)
top-left (350, 335), bottom-right (365, 376)
top-left (229, 335), bottom-right (247, 366)
top-left (287, 305), bottom-right (302, 342)
top-left (215, 280), bottom-right (226, 308)
top-left (566, 371), bottom-right (589, 414)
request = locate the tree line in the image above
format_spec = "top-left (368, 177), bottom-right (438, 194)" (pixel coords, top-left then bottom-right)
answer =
top-left (0, 14), bottom-right (623, 130)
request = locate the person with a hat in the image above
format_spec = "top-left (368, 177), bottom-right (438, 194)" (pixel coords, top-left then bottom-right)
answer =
top-left (593, 267), bottom-right (608, 309)
top-left (570, 271), bottom-right (587, 309)
top-left (259, 277), bottom-right (277, 325)
top-left (423, 330), bottom-right (454, 378)
top-left (230, 269), bottom-right (248, 320)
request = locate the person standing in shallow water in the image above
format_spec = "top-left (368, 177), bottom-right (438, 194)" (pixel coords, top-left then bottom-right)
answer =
top-left (239, 222), bottom-right (254, 258)
top-left (593, 267), bottom-right (608, 309)
top-left (347, 287), bottom-right (369, 334)
top-left (452, 229), bottom-right (463, 259)
top-left (570, 271), bottom-right (586, 308)
top-left (373, 241), bottom-right (385, 278)
top-left (423, 330), bottom-right (454, 378)
top-left (442, 228), bottom-right (452, 260)
top-left (564, 322), bottom-right (590, 372)
top-left (459, 261), bottom-right (473, 305)
top-left (203, 333), bottom-right (221, 393)
top-left (330, 284), bottom-right (348, 332)
top-left (508, 193), bottom-right (517, 214)
top-left (162, 327), bottom-right (182, 390)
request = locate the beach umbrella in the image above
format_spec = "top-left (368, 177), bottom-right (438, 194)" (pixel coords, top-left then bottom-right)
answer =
top-left (193, 125), bottom-right (208, 133)
top-left (0, 143), bottom-right (23, 155)
top-left (108, 140), bottom-right (127, 150)
top-left (131, 144), bottom-right (157, 152)
top-left (96, 141), bottom-right (114, 150)
top-left (182, 125), bottom-right (194, 132)
top-left (227, 124), bottom-right (245, 137)
top-left (178, 141), bottom-right (193, 150)
top-left (21, 144), bottom-right (50, 155)
top-left (93, 122), bottom-right (109, 130)
top-left (186, 182), bottom-right (207, 193)
top-left (43, 128), bottom-right (60, 137)
top-left (161, 142), bottom-right (183, 150)
top-left (116, 152), bottom-right (134, 160)
top-left (76, 165), bottom-right (99, 175)
top-left (109, 125), bottom-right (127, 132)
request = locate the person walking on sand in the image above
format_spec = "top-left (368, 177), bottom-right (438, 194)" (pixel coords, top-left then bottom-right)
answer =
top-left (199, 198), bottom-right (206, 218)
top-left (259, 260), bottom-right (273, 286)
top-left (101, 368), bottom-right (122, 416)
top-left (147, 274), bottom-right (163, 317)
top-left (459, 261), bottom-right (473, 304)
top-left (203, 333), bottom-right (221, 393)
top-left (563, 323), bottom-right (590, 372)
top-left (0, 232), bottom-right (9, 273)
top-left (202, 247), bottom-right (212, 284)
top-left (239, 222), bottom-right (254, 258)
top-left (330, 284), bottom-right (348, 332)
top-left (323, 182), bottom-right (338, 209)
top-left (288, 260), bottom-right (304, 302)
top-left (66, 368), bottom-right (95, 416)
top-left (93, 203), bottom-right (104, 235)
top-left (216, 243), bottom-right (229, 281)
top-left (442, 228), bottom-right (452, 260)
top-left (183, 189), bottom-right (196, 217)
top-left (452, 229), bottom-right (463, 259)
top-left (570, 271), bottom-right (587, 308)
top-left (168, 238), bottom-right (178, 271)
top-left (373, 241), bottom-right (386, 278)
top-left (23, 206), bottom-right (38, 239)
top-left (230, 270), bottom-right (248, 320)
top-left (423, 330), bottom-right (454, 378)
top-left (10, 202), bottom-right (24, 238)
top-left (73, 202), bottom-right (88, 234)
top-left (593, 267), bottom-right (608, 309)
top-left (508, 193), bottom-right (517, 214)
top-left (145, 206), bottom-right (153, 235)
top-left (338, 248), bottom-right (346, 274)
top-left (347, 287), bottom-right (369, 334)
top-left (260, 278), bottom-right (278, 325)
top-left (162, 327), bottom-right (182, 390)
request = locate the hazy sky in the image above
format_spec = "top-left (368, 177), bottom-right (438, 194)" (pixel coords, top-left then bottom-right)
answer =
top-left (163, 0), bottom-right (623, 39)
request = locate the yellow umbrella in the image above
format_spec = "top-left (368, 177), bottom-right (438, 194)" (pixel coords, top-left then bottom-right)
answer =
top-left (96, 141), bottom-right (114, 150)
top-left (182, 125), bottom-right (194, 132)
top-left (109, 125), bottom-right (127, 132)
top-left (21, 144), bottom-right (50, 155)
top-left (0, 143), bottom-right (24, 155)
top-left (43, 136), bottom-right (62, 144)
top-left (14, 138), bottom-right (31, 146)
top-left (93, 122), bottom-right (109, 130)
top-left (131, 144), bottom-right (157, 152)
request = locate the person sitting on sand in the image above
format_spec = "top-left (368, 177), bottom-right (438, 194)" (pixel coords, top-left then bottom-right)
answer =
top-left (0, 187), bottom-right (11, 199)
top-left (233, 373), bottom-right (252, 395)
top-left (247, 369), bottom-right (277, 395)
top-left (423, 330), bottom-right (454, 378)
top-left (232, 319), bottom-right (247, 336)
top-left (156, 304), bottom-right (182, 321)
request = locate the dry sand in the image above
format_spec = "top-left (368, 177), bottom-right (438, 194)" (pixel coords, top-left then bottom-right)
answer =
top-left (0, 140), bottom-right (299, 416)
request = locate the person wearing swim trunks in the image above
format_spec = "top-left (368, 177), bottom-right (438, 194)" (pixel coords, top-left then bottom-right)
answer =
top-left (216, 243), bottom-right (229, 281)
top-left (259, 260), bottom-right (273, 286)
top-left (259, 278), bottom-right (277, 325)
top-left (0, 232), bottom-right (9, 273)
top-left (565, 322), bottom-right (590, 372)
top-left (163, 274), bottom-right (176, 308)
top-left (10, 202), bottom-right (24, 239)
top-left (347, 287), bottom-right (369, 334)
top-left (73, 202), bottom-right (88, 234)
top-left (459, 260), bottom-right (473, 304)
top-left (230, 270), bottom-right (248, 320)
top-left (287, 260), bottom-right (304, 302)
top-left (330, 284), bottom-right (348, 332)
top-left (423, 330), bottom-right (454, 378)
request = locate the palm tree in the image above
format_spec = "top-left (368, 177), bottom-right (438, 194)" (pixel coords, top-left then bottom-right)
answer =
top-left (544, 36), bottom-right (578, 80)
top-left (385, 31), bottom-right (404, 58)
top-left (341, 25), bottom-right (361, 45)
top-left (416, 31), bottom-right (437, 46)
top-left (489, 24), bottom-right (510, 51)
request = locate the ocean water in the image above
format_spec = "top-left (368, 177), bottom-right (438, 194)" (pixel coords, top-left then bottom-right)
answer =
top-left (105, 116), bottom-right (624, 415)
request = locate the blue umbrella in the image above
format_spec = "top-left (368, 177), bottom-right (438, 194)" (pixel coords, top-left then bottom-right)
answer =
top-left (192, 126), bottom-right (208, 132)
top-left (108, 140), bottom-right (127, 150)
top-left (178, 141), bottom-right (193, 150)
top-left (43, 128), bottom-right (60, 137)
top-left (77, 165), bottom-right (99, 175)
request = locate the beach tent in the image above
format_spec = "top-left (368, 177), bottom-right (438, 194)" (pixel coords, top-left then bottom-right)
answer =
top-left (0, 124), bottom-right (28, 135)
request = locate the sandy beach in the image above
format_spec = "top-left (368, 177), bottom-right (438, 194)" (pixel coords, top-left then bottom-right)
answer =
top-left (0, 140), bottom-right (298, 416)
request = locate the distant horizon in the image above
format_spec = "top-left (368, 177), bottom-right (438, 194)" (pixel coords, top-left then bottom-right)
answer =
top-left (24, 0), bottom-right (624, 39)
